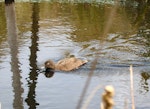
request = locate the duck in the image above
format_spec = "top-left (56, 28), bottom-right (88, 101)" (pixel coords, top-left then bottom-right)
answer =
top-left (45, 57), bottom-right (88, 71)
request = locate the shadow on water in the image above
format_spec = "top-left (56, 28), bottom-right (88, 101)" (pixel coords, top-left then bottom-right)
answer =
top-left (25, 3), bottom-right (40, 108)
top-left (5, 1), bottom-right (23, 109)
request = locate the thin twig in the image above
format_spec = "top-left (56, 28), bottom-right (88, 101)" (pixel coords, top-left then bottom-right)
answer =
top-left (76, 1), bottom-right (119, 109)
top-left (76, 58), bottom-right (98, 109)
top-left (129, 65), bottom-right (135, 109)
top-left (81, 84), bottom-right (102, 109)
top-left (124, 98), bottom-right (128, 109)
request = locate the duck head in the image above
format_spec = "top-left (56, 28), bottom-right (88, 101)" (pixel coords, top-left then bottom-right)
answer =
top-left (45, 60), bottom-right (55, 70)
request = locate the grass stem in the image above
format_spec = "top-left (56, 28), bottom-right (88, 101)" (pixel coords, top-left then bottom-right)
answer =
top-left (129, 65), bottom-right (135, 109)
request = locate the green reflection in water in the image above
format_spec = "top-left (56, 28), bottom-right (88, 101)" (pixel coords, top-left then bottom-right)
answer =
top-left (0, 1), bottom-right (150, 61)
top-left (0, 3), bottom-right (6, 43)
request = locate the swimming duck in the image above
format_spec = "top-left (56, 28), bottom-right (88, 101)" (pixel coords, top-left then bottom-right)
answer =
top-left (45, 57), bottom-right (88, 71)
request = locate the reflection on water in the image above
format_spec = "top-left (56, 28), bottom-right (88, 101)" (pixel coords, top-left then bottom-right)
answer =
top-left (25, 3), bottom-right (40, 108)
top-left (5, 2), bottom-right (23, 109)
top-left (140, 71), bottom-right (150, 94)
top-left (0, 1), bottom-right (150, 109)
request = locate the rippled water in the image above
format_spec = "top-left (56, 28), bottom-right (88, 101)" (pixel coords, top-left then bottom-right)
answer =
top-left (0, 1), bottom-right (150, 109)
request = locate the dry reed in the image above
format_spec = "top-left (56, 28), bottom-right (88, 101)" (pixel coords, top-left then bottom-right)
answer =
top-left (76, 0), bottom-right (119, 109)
top-left (129, 65), bottom-right (135, 109)
top-left (81, 84), bottom-right (102, 109)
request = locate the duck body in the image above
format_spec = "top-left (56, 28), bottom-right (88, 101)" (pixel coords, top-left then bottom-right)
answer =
top-left (45, 57), bottom-right (88, 71)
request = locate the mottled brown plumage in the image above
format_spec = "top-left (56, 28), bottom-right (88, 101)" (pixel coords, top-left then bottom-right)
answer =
top-left (45, 57), bottom-right (88, 71)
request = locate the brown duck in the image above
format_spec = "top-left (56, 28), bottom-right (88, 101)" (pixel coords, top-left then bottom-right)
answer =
top-left (45, 57), bottom-right (88, 71)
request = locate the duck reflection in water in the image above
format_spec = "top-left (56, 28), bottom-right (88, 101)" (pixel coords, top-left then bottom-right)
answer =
top-left (44, 68), bottom-right (55, 78)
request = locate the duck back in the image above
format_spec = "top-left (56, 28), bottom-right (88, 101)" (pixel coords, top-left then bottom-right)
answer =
top-left (55, 57), bottom-right (87, 71)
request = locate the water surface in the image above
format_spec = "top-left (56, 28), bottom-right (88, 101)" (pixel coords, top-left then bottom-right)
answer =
top-left (0, 1), bottom-right (150, 109)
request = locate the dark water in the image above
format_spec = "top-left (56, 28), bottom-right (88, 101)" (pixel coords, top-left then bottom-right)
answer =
top-left (0, 1), bottom-right (150, 109)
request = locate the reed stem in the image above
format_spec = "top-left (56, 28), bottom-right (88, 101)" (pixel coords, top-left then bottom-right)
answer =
top-left (129, 65), bottom-right (135, 109)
